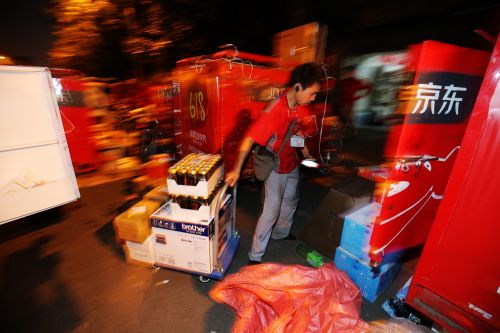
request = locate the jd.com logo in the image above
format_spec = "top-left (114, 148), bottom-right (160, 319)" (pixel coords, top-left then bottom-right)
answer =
top-left (408, 72), bottom-right (483, 124)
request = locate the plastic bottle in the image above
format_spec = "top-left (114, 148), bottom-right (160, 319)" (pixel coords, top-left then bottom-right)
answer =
top-left (296, 243), bottom-right (324, 268)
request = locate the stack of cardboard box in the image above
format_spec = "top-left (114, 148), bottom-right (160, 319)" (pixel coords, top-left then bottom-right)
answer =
top-left (113, 199), bottom-right (163, 266)
top-left (150, 153), bottom-right (232, 275)
top-left (334, 202), bottom-right (403, 302)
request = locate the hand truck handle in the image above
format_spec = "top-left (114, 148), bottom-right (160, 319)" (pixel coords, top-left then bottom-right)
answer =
top-left (212, 182), bottom-right (230, 272)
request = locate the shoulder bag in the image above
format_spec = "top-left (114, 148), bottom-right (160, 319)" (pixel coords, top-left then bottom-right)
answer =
top-left (253, 119), bottom-right (296, 181)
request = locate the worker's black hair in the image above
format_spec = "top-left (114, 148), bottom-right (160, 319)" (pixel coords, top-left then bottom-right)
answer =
top-left (287, 63), bottom-right (323, 89)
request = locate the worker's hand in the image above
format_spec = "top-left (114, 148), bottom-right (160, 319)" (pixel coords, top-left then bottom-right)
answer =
top-left (225, 169), bottom-right (240, 187)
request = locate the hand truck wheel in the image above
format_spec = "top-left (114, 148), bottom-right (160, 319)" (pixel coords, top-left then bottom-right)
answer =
top-left (198, 275), bottom-right (212, 283)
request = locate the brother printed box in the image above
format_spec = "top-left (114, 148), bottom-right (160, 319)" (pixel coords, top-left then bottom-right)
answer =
top-left (150, 199), bottom-right (233, 275)
top-left (334, 246), bottom-right (402, 303)
top-left (151, 203), bottom-right (214, 274)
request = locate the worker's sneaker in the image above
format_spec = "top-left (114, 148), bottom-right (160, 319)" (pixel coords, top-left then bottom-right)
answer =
top-left (248, 260), bottom-right (261, 265)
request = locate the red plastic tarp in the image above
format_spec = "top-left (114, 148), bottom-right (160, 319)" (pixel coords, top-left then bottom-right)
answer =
top-left (209, 262), bottom-right (369, 333)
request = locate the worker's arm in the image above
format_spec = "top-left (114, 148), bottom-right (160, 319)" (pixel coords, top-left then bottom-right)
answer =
top-left (225, 136), bottom-right (255, 187)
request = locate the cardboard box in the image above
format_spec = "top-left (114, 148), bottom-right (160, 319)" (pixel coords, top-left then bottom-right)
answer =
top-left (299, 188), bottom-right (358, 258)
top-left (340, 201), bottom-right (405, 264)
top-left (151, 203), bottom-right (215, 274)
top-left (166, 154), bottom-right (224, 197)
top-left (334, 246), bottom-right (402, 303)
top-left (216, 194), bottom-right (235, 256)
top-left (150, 198), bottom-right (234, 274)
top-left (113, 200), bottom-right (162, 243)
top-left (166, 164), bottom-right (223, 197)
top-left (123, 235), bottom-right (155, 266)
top-left (273, 22), bottom-right (328, 64)
top-left (169, 186), bottom-right (229, 222)
top-left (340, 202), bottom-right (381, 262)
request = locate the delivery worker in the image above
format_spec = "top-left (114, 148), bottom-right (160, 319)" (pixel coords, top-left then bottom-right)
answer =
top-left (225, 62), bottom-right (323, 265)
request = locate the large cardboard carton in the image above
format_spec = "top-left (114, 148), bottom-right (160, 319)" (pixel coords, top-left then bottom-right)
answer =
top-left (299, 188), bottom-right (357, 258)
top-left (151, 203), bottom-right (214, 274)
top-left (273, 22), bottom-right (327, 64)
top-left (123, 235), bottom-right (155, 266)
top-left (113, 199), bottom-right (162, 243)
top-left (150, 198), bottom-right (234, 274)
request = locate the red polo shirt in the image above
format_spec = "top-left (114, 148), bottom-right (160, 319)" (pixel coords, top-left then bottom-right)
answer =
top-left (247, 92), bottom-right (316, 174)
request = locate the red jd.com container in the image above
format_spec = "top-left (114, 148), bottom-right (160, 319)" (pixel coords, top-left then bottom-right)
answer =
top-left (172, 50), bottom-right (332, 177)
top-left (50, 68), bottom-right (100, 174)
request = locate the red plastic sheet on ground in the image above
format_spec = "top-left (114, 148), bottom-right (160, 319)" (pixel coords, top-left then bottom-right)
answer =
top-left (209, 262), bottom-right (369, 333)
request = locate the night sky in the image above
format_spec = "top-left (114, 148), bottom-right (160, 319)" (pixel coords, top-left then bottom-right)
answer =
top-left (0, 0), bottom-right (54, 65)
top-left (0, 1), bottom-right (498, 68)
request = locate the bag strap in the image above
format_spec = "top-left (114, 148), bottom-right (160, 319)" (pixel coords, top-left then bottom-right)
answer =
top-left (276, 118), bottom-right (297, 156)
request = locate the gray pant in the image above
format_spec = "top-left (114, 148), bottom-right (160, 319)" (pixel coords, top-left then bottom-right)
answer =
top-left (248, 167), bottom-right (299, 261)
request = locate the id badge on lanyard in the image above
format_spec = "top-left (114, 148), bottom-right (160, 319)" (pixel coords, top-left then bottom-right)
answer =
top-left (287, 114), bottom-right (302, 147)
top-left (290, 134), bottom-right (304, 148)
